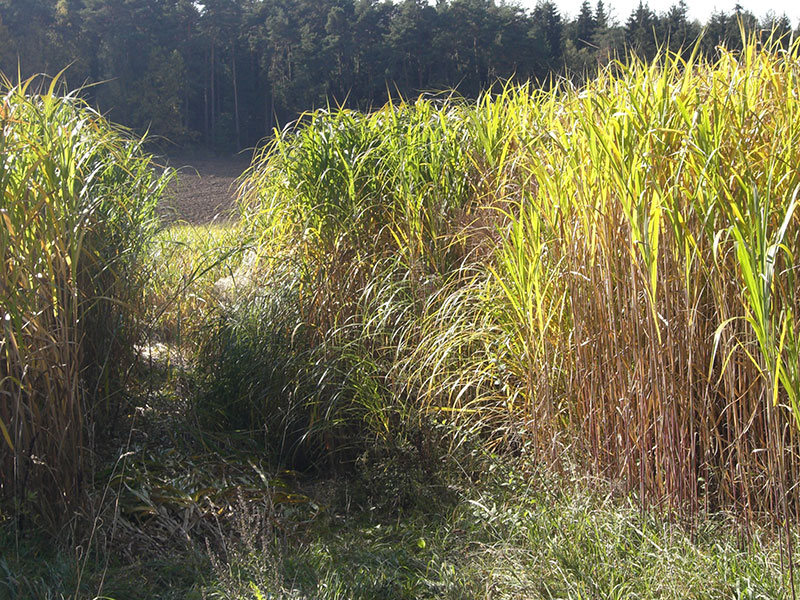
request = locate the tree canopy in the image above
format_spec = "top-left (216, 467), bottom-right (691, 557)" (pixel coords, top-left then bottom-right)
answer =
top-left (1, 0), bottom-right (794, 150)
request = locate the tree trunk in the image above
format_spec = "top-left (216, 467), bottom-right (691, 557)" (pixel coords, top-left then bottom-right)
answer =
top-left (210, 41), bottom-right (216, 145)
top-left (232, 45), bottom-right (241, 149)
top-left (204, 49), bottom-right (210, 145)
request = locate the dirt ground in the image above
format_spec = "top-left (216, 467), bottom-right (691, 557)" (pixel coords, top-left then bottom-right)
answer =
top-left (157, 153), bottom-right (253, 225)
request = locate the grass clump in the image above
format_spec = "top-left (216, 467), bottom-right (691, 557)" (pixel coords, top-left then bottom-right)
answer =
top-left (205, 36), bottom-right (800, 525)
top-left (0, 75), bottom-right (171, 527)
top-left (146, 222), bottom-right (245, 348)
top-left (196, 99), bottom-right (479, 463)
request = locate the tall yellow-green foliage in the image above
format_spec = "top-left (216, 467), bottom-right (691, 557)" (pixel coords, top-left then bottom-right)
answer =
top-left (218, 37), bottom-right (800, 519)
top-left (0, 76), bottom-right (169, 527)
top-left (416, 38), bottom-right (800, 517)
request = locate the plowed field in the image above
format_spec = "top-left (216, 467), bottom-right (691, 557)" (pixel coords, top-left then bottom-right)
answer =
top-left (158, 154), bottom-right (251, 224)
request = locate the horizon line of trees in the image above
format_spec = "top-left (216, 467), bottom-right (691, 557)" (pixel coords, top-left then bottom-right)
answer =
top-left (0, 0), bottom-right (796, 152)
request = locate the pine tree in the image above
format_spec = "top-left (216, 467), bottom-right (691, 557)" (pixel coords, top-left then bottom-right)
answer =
top-left (663, 0), bottom-right (699, 55)
top-left (594, 0), bottom-right (607, 29)
top-left (575, 0), bottom-right (596, 47)
top-left (532, 1), bottom-right (563, 67)
top-left (625, 1), bottom-right (658, 60)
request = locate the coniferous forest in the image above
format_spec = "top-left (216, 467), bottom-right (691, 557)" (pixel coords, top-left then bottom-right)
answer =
top-left (1, 0), bottom-right (796, 150)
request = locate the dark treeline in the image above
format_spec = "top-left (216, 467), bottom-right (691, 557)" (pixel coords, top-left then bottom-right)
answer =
top-left (0, 0), bottom-right (795, 151)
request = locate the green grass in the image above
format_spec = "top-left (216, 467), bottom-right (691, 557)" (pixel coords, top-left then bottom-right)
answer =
top-left (145, 222), bottom-right (246, 348)
top-left (283, 468), bottom-right (788, 600)
top-left (3, 432), bottom-right (791, 599)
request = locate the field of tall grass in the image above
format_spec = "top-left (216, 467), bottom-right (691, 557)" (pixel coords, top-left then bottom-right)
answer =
top-left (5, 34), bottom-right (800, 599)
top-left (0, 76), bottom-right (171, 527)
top-left (200, 37), bottom-right (800, 527)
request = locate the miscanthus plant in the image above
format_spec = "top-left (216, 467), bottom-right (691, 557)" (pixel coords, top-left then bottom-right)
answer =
top-left (0, 75), bottom-right (170, 527)
top-left (204, 35), bottom-right (800, 522)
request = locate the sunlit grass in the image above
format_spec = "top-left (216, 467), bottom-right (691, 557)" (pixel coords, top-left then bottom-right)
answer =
top-left (0, 74), bottom-right (171, 526)
top-left (146, 222), bottom-right (246, 348)
top-left (6, 447), bottom-right (788, 599)
top-left (208, 36), bottom-right (800, 526)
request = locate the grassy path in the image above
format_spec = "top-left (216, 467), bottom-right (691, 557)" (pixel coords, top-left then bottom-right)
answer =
top-left (51, 340), bottom-right (790, 600)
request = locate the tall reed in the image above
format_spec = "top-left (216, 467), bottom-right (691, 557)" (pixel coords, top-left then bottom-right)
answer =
top-left (0, 76), bottom-right (169, 527)
top-left (218, 37), bottom-right (800, 520)
top-left (414, 39), bottom-right (800, 519)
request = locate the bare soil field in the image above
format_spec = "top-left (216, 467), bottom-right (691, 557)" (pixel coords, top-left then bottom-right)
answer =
top-left (157, 153), bottom-right (252, 224)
